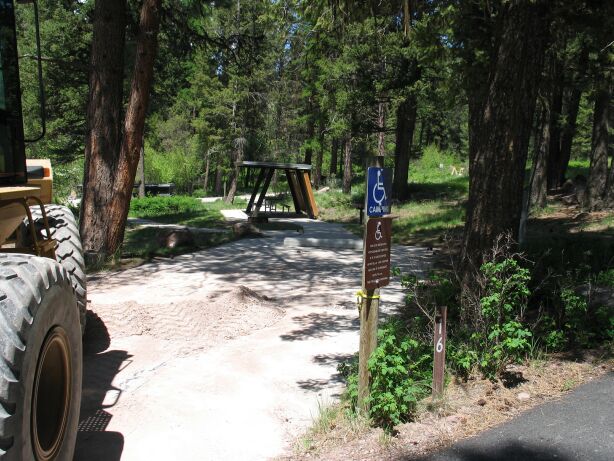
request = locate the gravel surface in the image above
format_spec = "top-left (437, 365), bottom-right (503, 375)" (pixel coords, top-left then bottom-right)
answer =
top-left (75, 218), bottom-right (433, 460)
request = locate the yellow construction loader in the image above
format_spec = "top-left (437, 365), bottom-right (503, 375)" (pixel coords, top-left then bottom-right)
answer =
top-left (0, 0), bottom-right (84, 458)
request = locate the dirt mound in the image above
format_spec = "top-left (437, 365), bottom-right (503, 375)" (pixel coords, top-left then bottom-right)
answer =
top-left (88, 285), bottom-right (283, 347)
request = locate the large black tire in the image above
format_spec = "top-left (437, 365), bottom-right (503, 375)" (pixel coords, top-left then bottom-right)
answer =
top-left (19, 206), bottom-right (87, 333)
top-left (0, 254), bottom-right (82, 460)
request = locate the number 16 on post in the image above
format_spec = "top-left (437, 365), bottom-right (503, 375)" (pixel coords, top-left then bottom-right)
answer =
top-left (432, 306), bottom-right (447, 398)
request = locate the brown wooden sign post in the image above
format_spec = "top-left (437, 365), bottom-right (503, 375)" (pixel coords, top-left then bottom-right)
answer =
top-left (432, 306), bottom-right (447, 398)
top-left (358, 156), bottom-right (393, 412)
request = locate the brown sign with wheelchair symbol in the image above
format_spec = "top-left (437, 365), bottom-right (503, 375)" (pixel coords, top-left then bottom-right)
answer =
top-left (363, 217), bottom-right (392, 289)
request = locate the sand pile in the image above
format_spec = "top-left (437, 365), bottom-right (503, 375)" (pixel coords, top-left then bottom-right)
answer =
top-left (88, 285), bottom-right (283, 347)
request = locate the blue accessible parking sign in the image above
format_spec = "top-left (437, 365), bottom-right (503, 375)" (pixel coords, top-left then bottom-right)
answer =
top-left (366, 167), bottom-right (392, 217)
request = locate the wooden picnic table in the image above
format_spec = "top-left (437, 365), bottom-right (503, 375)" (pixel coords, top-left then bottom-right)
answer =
top-left (237, 161), bottom-right (319, 221)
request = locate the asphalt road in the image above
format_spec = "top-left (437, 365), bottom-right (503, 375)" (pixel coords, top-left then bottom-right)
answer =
top-left (419, 372), bottom-right (614, 461)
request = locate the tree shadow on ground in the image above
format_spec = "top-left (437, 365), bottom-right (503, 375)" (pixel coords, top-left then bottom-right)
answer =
top-left (280, 313), bottom-right (359, 341)
top-left (525, 223), bottom-right (614, 273)
top-left (74, 311), bottom-right (129, 461)
top-left (296, 353), bottom-right (357, 394)
top-left (409, 441), bottom-right (577, 461)
top-left (297, 375), bottom-right (345, 393)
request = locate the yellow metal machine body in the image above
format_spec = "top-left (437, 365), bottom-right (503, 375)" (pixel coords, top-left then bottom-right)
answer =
top-left (0, 159), bottom-right (55, 257)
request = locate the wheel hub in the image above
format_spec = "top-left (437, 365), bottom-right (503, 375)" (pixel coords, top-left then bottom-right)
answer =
top-left (31, 327), bottom-right (72, 461)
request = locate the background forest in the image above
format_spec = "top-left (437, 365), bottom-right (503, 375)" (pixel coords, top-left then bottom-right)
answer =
top-left (18, 0), bottom-right (608, 202)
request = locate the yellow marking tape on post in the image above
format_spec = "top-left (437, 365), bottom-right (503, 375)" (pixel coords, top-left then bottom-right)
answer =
top-left (356, 289), bottom-right (381, 311)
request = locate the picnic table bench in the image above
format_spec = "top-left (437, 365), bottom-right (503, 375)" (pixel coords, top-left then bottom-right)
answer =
top-left (237, 161), bottom-right (319, 222)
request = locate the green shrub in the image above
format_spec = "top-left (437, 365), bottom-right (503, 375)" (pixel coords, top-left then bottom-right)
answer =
top-left (560, 287), bottom-right (590, 347)
top-left (595, 269), bottom-right (614, 287)
top-left (366, 320), bottom-right (431, 429)
top-left (129, 196), bottom-right (203, 219)
top-left (596, 306), bottom-right (614, 341)
top-left (191, 188), bottom-right (207, 198)
top-left (452, 255), bottom-right (533, 379)
top-left (339, 320), bottom-right (431, 430)
top-left (410, 145), bottom-right (466, 184)
top-left (144, 140), bottom-right (204, 194)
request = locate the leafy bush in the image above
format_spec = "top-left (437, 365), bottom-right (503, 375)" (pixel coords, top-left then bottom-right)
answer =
top-left (339, 320), bottom-right (431, 430)
top-left (366, 320), bottom-right (431, 429)
top-left (475, 258), bottom-right (533, 377)
top-left (596, 306), bottom-right (614, 341)
top-left (129, 195), bottom-right (203, 219)
top-left (453, 237), bottom-right (534, 379)
top-left (595, 269), bottom-right (614, 287)
top-left (144, 140), bottom-right (204, 194)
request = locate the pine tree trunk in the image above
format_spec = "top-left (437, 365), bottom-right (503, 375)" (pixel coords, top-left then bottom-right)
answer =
top-left (546, 58), bottom-right (563, 191)
top-left (342, 135), bottom-right (352, 194)
top-left (314, 120), bottom-right (324, 188)
top-left (105, 0), bottom-right (162, 255)
top-left (304, 116), bottom-right (314, 164)
top-left (225, 146), bottom-right (242, 203)
top-left (80, 0), bottom-right (127, 257)
top-left (585, 82), bottom-right (611, 210)
top-left (461, 1), bottom-right (547, 267)
top-left (203, 152), bottom-right (211, 195)
top-left (392, 94), bottom-right (417, 200)
top-left (214, 164), bottom-right (223, 195)
top-left (558, 86), bottom-right (582, 183)
top-left (530, 104), bottom-right (549, 208)
top-left (330, 138), bottom-right (339, 177)
top-left (137, 145), bottom-right (145, 198)
top-left (377, 102), bottom-right (386, 157)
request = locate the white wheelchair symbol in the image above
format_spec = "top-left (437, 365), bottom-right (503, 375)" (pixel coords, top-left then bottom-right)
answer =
top-left (372, 169), bottom-right (387, 206)
top-left (375, 222), bottom-right (383, 241)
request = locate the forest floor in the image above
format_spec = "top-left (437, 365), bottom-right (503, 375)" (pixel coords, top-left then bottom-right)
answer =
top-left (74, 218), bottom-right (433, 460)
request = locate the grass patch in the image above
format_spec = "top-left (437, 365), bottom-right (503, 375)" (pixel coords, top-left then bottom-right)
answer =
top-left (318, 192), bottom-right (464, 246)
top-left (392, 201), bottom-right (464, 245)
top-left (296, 401), bottom-right (370, 456)
top-left (129, 195), bottom-right (246, 228)
top-left (317, 146), bottom-right (467, 245)
top-left (566, 159), bottom-right (590, 178)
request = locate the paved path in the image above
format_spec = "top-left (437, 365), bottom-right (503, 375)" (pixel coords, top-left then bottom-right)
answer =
top-left (420, 372), bottom-right (614, 461)
top-left (76, 218), bottom-right (433, 460)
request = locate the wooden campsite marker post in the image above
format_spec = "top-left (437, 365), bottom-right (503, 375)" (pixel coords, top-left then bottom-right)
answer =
top-left (432, 306), bottom-right (447, 398)
top-left (358, 156), bottom-right (393, 412)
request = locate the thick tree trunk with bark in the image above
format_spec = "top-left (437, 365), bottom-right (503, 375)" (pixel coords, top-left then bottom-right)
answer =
top-left (342, 135), bottom-right (352, 194)
top-left (392, 94), bottom-right (417, 199)
top-left (530, 103), bottom-right (549, 208)
top-left (585, 82), bottom-right (611, 210)
top-left (80, 0), bottom-right (162, 258)
top-left (80, 0), bottom-right (126, 257)
top-left (461, 1), bottom-right (547, 267)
